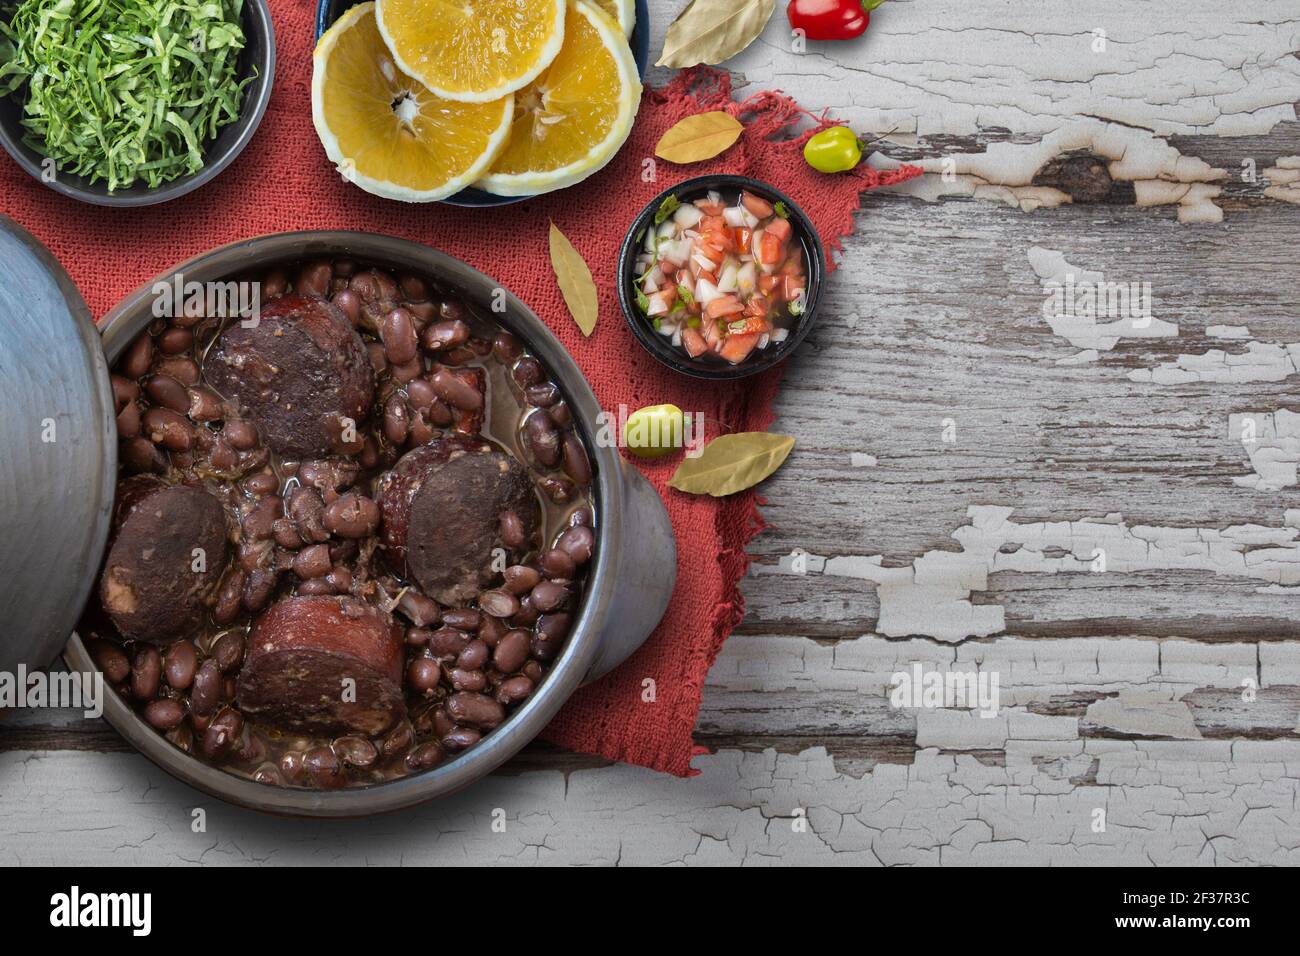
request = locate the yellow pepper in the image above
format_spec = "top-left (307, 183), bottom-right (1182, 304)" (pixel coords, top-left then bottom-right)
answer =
top-left (803, 126), bottom-right (864, 174)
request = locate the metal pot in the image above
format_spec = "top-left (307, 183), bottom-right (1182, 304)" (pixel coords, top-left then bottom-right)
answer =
top-left (8, 223), bottom-right (676, 816)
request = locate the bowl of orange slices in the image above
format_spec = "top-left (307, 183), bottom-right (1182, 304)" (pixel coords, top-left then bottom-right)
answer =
top-left (312, 0), bottom-right (648, 206)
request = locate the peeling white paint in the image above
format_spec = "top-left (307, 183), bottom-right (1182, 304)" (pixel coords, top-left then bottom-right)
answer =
top-left (870, 120), bottom-right (1227, 222)
top-left (3, 744), bottom-right (1297, 865)
top-left (1264, 157), bottom-right (1300, 204)
top-left (1228, 409), bottom-right (1300, 491)
top-left (1085, 690), bottom-right (1202, 739)
top-left (761, 505), bottom-right (1300, 642)
top-left (1028, 246), bottom-right (1177, 359)
top-left (1129, 341), bottom-right (1300, 384)
top-left (1206, 325), bottom-right (1251, 339)
top-left (710, 2), bottom-right (1300, 140)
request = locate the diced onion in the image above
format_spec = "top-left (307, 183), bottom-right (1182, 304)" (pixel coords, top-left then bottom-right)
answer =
top-left (717, 262), bottom-right (739, 293)
top-left (673, 204), bottom-right (704, 228)
top-left (661, 239), bottom-right (692, 266)
top-left (758, 333), bottom-right (770, 349)
top-left (695, 278), bottom-right (721, 306)
top-left (741, 208), bottom-right (760, 230)
top-left (722, 206), bottom-right (746, 228)
top-left (771, 328), bottom-right (790, 343)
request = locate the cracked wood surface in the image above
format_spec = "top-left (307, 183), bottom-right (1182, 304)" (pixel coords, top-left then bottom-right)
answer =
top-left (2, 0), bottom-right (1299, 865)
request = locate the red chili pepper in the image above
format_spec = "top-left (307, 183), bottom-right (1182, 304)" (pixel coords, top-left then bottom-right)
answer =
top-left (786, 0), bottom-right (884, 41)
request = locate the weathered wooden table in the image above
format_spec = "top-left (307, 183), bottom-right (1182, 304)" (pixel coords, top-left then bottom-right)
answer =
top-left (4, 0), bottom-right (1299, 865)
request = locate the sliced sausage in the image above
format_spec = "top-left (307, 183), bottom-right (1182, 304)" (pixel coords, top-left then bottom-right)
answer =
top-left (376, 436), bottom-right (536, 604)
top-left (99, 481), bottom-right (229, 642)
top-left (202, 294), bottom-right (374, 459)
top-left (235, 596), bottom-right (405, 735)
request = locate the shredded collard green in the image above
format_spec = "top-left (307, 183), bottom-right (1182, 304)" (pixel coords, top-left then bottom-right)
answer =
top-left (0, 0), bottom-right (253, 191)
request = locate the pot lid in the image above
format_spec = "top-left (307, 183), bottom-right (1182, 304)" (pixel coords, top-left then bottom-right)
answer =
top-left (0, 216), bottom-right (116, 673)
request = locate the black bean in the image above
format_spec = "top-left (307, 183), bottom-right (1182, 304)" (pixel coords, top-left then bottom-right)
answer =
top-left (407, 657), bottom-right (440, 693)
top-left (441, 608), bottom-right (481, 631)
top-left (530, 580), bottom-right (570, 613)
top-left (496, 675), bottom-right (534, 705)
top-left (212, 631), bottom-right (245, 672)
top-left (213, 568), bottom-right (246, 625)
top-left (539, 548), bottom-right (576, 580)
top-left (333, 735), bottom-right (378, 769)
top-left (446, 692), bottom-right (505, 729)
top-left (383, 395), bottom-right (409, 446)
top-left (144, 698), bottom-right (187, 730)
top-left (406, 378), bottom-right (436, 413)
top-left (525, 382), bottom-right (559, 407)
top-left (561, 432), bottom-right (592, 487)
top-left (450, 668), bottom-right (487, 692)
top-left (523, 410), bottom-right (561, 467)
top-left (201, 707), bottom-right (243, 760)
top-left (479, 589), bottom-right (519, 619)
top-left (556, 525), bottom-right (595, 565)
top-left (88, 638), bottom-right (131, 684)
top-left (331, 288), bottom-right (363, 327)
top-left (493, 629), bottom-right (530, 674)
top-left (130, 645), bottom-right (162, 700)
top-left (427, 627), bottom-right (471, 658)
top-left (396, 590), bottom-right (440, 627)
top-left (492, 331), bottom-right (521, 363)
top-left (163, 640), bottom-right (198, 690)
top-left (121, 333), bottom-right (153, 379)
top-left (420, 319), bottom-right (470, 352)
top-left (381, 721), bottom-right (416, 761)
top-left (441, 726), bottom-right (481, 751)
top-left (457, 639), bottom-right (490, 671)
top-left (322, 492), bottom-right (380, 538)
top-left (225, 420), bottom-right (259, 450)
top-left (430, 368), bottom-right (482, 411)
top-left (142, 407), bottom-right (192, 451)
top-left (381, 307), bottom-right (419, 365)
top-left (121, 436), bottom-right (167, 474)
top-left (548, 399), bottom-right (573, 428)
top-left (502, 565), bottom-right (542, 595)
top-left (512, 356), bottom-right (543, 388)
top-left (303, 745), bottom-right (347, 788)
top-left (406, 740), bottom-right (445, 771)
top-left (293, 543), bottom-right (332, 579)
top-left (288, 487), bottom-right (330, 543)
top-left (154, 356), bottom-right (200, 386)
top-left (242, 568), bottom-right (278, 612)
top-left (187, 387), bottom-right (223, 423)
top-left (157, 327), bottom-right (193, 355)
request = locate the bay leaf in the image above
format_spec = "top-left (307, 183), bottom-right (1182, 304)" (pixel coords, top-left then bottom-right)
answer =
top-left (655, 111), bottom-right (744, 164)
top-left (668, 432), bottom-right (795, 496)
top-left (548, 221), bottom-right (598, 336)
top-left (656, 0), bottom-right (776, 69)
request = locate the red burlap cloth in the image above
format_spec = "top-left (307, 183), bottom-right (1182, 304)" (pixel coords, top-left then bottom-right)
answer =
top-left (0, 0), bottom-right (919, 775)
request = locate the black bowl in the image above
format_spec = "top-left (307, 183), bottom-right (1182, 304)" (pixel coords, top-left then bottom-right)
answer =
top-left (0, 0), bottom-right (276, 207)
top-left (617, 175), bottom-right (825, 380)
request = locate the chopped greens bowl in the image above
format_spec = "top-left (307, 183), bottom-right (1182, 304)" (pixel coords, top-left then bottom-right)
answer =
top-left (0, 0), bottom-right (274, 206)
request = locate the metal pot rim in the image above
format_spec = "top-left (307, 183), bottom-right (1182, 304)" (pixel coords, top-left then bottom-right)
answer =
top-left (66, 230), bottom-right (627, 817)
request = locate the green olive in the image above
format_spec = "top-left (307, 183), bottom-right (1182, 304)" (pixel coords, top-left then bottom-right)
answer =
top-left (624, 404), bottom-right (685, 458)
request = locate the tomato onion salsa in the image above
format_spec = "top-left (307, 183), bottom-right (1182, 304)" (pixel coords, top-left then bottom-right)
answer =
top-left (632, 189), bottom-right (809, 364)
top-left (83, 258), bottom-right (596, 790)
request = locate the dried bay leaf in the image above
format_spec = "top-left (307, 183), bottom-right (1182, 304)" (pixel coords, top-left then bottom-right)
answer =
top-left (655, 111), bottom-right (744, 164)
top-left (668, 432), bottom-right (795, 496)
top-left (656, 0), bottom-right (776, 69)
top-left (549, 222), bottom-right (598, 336)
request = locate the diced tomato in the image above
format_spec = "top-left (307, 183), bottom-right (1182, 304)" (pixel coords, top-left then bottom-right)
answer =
top-left (705, 294), bottom-right (744, 319)
top-left (742, 295), bottom-right (770, 319)
top-left (782, 275), bottom-right (805, 302)
top-left (700, 214), bottom-right (727, 233)
top-left (779, 250), bottom-right (803, 275)
top-left (646, 285), bottom-right (678, 316)
top-left (696, 269), bottom-right (717, 286)
top-left (696, 199), bottom-right (726, 216)
top-left (766, 217), bottom-right (792, 243)
top-left (758, 274), bottom-right (782, 296)
top-left (687, 299), bottom-right (702, 316)
top-left (681, 327), bottom-right (708, 357)
top-left (719, 332), bottom-right (761, 364)
top-left (741, 192), bottom-right (774, 219)
top-left (704, 317), bottom-right (724, 349)
top-left (735, 227), bottom-right (752, 251)
top-left (728, 315), bottom-right (770, 335)
top-left (758, 231), bottom-right (784, 266)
